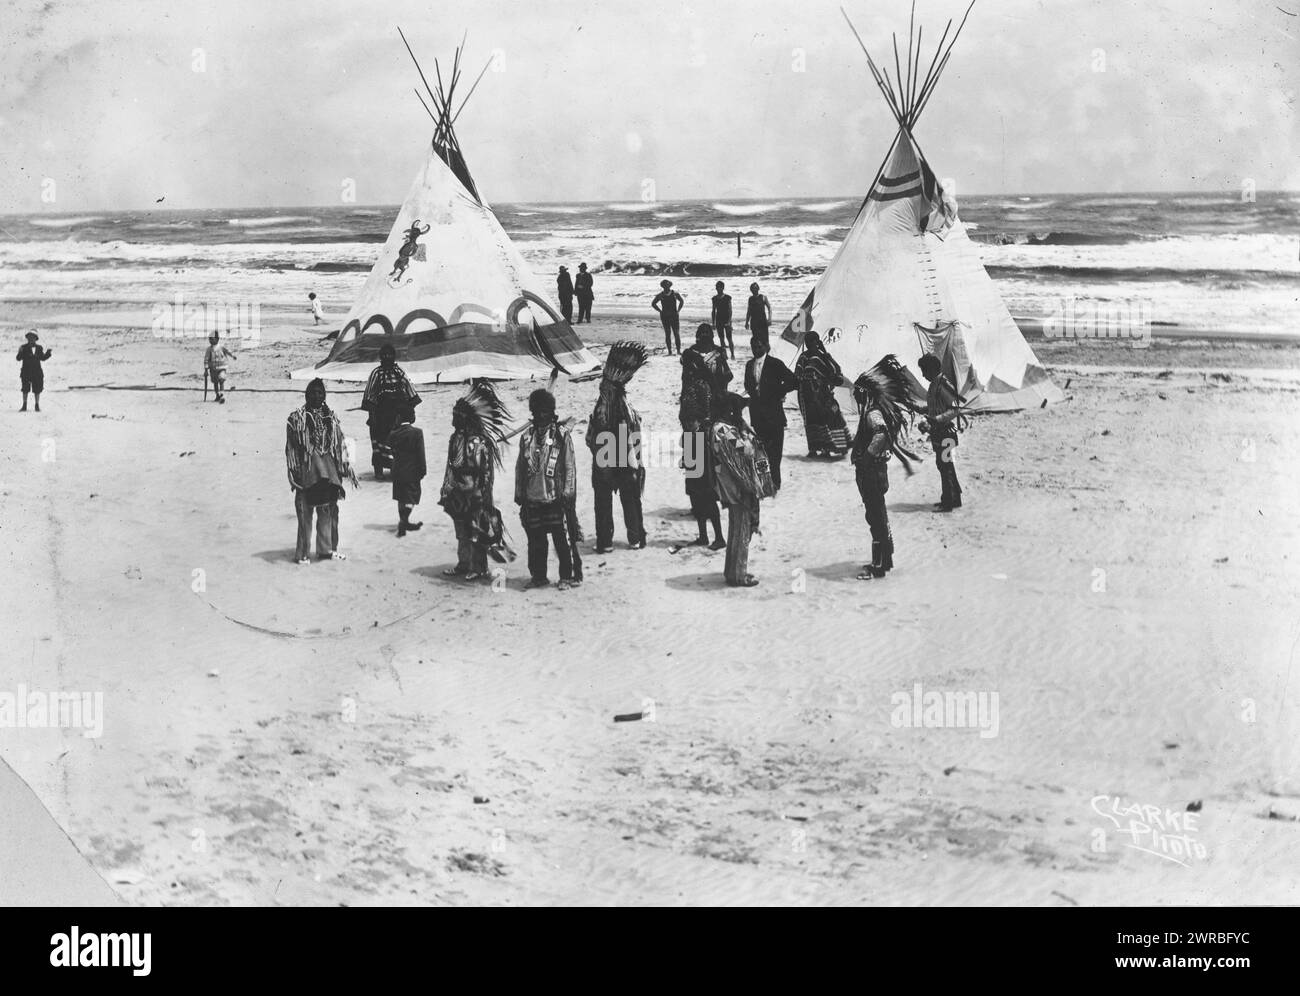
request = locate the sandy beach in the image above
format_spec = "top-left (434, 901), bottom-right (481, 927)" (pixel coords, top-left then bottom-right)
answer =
top-left (1, 314), bottom-right (1297, 906)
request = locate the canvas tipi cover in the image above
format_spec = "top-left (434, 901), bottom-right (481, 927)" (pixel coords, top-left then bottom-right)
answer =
top-left (776, 9), bottom-right (1062, 413)
top-left (297, 46), bottom-right (598, 384)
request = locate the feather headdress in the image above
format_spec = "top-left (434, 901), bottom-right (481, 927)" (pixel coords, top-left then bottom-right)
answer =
top-left (453, 378), bottom-right (511, 469)
top-left (853, 354), bottom-right (921, 475)
top-left (592, 341), bottom-right (648, 432)
top-left (601, 341), bottom-right (649, 386)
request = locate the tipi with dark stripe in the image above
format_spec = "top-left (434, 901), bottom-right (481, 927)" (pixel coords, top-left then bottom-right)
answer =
top-left (777, 3), bottom-right (1062, 412)
top-left (296, 31), bottom-right (598, 385)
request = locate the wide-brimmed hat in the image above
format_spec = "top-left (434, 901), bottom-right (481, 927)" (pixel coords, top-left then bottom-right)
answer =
top-left (25, 331), bottom-right (39, 341)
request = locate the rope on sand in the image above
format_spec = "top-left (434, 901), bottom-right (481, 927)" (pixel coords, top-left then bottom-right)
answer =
top-left (197, 592), bottom-right (438, 640)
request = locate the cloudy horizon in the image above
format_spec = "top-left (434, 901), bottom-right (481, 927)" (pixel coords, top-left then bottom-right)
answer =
top-left (2, 0), bottom-right (1297, 212)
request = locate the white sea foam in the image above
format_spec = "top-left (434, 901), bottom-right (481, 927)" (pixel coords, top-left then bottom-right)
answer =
top-left (711, 201), bottom-right (793, 216)
top-left (227, 216), bottom-right (320, 227)
top-left (798, 200), bottom-right (853, 213)
top-left (27, 216), bottom-right (103, 228)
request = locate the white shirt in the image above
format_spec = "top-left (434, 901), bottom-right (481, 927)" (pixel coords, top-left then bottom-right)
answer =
top-left (751, 353), bottom-right (768, 397)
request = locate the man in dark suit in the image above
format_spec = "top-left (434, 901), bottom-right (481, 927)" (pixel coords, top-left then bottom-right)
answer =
top-left (743, 336), bottom-right (799, 492)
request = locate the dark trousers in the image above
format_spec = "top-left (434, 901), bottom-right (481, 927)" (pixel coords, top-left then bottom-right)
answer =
top-left (933, 433), bottom-right (962, 506)
top-left (750, 323), bottom-right (770, 349)
top-left (753, 419), bottom-right (785, 492)
top-left (594, 480), bottom-right (645, 548)
top-left (660, 314), bottom-right (680, 352)
top-left (526, 526), bottom-right (574, 582)
top-left (855, 462), bottom-right (893, 571)
top-left (560, 295), bottom-right (574, 322)
top-left (576, 293), bottom-right (593, 323)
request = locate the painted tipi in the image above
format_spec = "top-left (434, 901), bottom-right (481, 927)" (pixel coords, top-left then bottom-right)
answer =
top-left (776, 5), bottom-right (1063, 412)
top-left (297, 33), bottom-right (599, 384)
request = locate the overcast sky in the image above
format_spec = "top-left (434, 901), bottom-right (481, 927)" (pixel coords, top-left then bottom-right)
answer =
top-left (2, 0), bottom-right (1296, 211)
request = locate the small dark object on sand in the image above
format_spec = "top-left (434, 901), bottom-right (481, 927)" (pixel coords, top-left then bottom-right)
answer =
top-left (614, 711), bottom-right (644, 723)
top-left (473, 796), bottom-right (489, 804)
top-left (1187, 800), bottom-right (1202, 812)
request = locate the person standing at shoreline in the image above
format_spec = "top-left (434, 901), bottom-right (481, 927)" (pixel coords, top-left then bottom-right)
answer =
top-left (574, 263), bottom-right (594, 324)
top-left (557, 266), bottom-right (575, 323)
top-left (744, 282), bottom-right (772, 348)
top-left (652, 279), bottom-right (685, 355)
top-left (16, 331), bottom-right (52, 412)
top-left (711, 281), bottom-right (735, 360)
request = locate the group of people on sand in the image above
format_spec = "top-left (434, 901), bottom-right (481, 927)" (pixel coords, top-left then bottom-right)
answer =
top-left (668, 312), bottom-right (970, 582)
top-left (555, 264), bottom-right (595, 324)
top-left (651, 279), bottom-right (773, 359)
top-left (281, 315), bottom-right (967, 590)
top-left (283, 356), bottom-right (586, 589)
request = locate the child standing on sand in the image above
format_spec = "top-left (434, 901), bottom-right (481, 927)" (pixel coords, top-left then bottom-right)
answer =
top-left (388, 406), bottom-right (427, 537)
top-left (309, 292), bottom-right (324, 325)
top-left (205, 332), bottom-right (237, 404)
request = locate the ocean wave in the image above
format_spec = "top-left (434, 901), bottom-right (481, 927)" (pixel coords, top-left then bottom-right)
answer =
top-left (227, 215), bottom-right (320, 227)
top-left (987, 263), bottom-right (1300, 285)
top-left (510, 204), bottom-right (585, 215)
top-left (604, 202), bottom-right (657, 213)
top-left (797, 200), bottom-right (852, 213)
top-left (600, 258), bottom-right (821, 278)
top-left (27, 216), bottom-right (103, 228)
top-left (711, 201), bottom-right (793, 216)
top-left (1072, 197), bottom-right (1161, 208)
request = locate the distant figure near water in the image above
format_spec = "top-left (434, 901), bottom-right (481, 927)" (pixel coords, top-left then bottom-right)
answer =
top-left (652, 279), bottom-right (685, 355)
top-left (308, 292), bottom-right (324, 326)
top-left (711, 281), bottom-right (735, 360)
top-left (16, 330), bottom-right (51, 412)
top-left (557, 265), bottom-right (574, 323)
top-left (745, 282), bottom-right (771, 348)
top-left (574, 263), bottom-right (594, 324)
